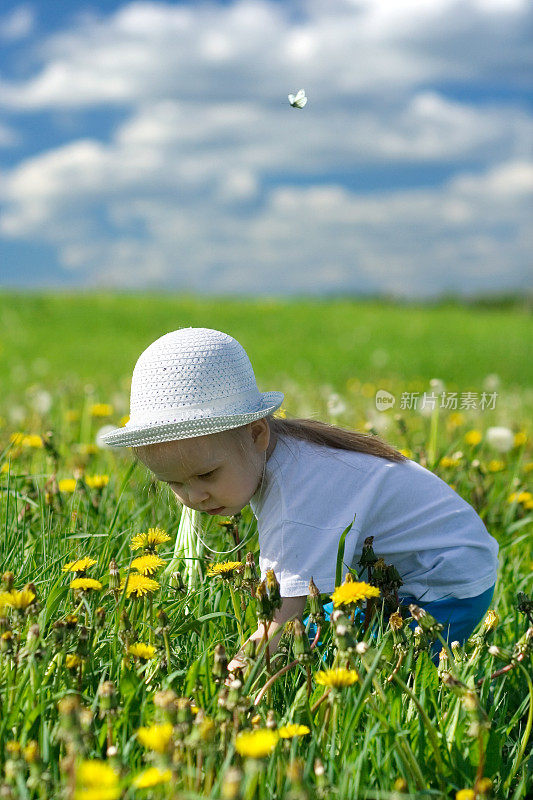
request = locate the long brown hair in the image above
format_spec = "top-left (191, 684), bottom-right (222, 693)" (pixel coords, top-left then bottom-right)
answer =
top-left (266, 414), bottom-right (407, 463)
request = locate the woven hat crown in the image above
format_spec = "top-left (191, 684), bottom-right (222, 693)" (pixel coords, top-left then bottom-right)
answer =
top-left (100, 327), bottom-right (284, 447)
top-left (130, 327), bottom-right (262, 424)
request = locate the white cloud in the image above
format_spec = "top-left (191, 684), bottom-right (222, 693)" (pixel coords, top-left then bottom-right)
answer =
top-left (0, 0), bottom-right (530, 109)
top-left (0, 0), bottom-right (531, 295)
top-left (2, 142), bottom-right (530, 296)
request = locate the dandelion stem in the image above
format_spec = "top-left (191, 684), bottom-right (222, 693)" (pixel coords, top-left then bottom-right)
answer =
top-left (163, 629), bottom-right (171, 674)
top-left (229, 582), bottom-right (244, 646)
top-left (311, 689), bottom-right (331, 714)
top-left (477, 652), bottom-right (525, 686)
top-left (474, 727), bottom-right (486, 794)
top-left (386, 650), bottom-right (405, 683)
top-left (148, 594), bottom-right (154, 646)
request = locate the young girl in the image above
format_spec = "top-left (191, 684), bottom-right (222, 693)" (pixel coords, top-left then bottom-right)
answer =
top-left (101, 327), bottom-right (499, 674)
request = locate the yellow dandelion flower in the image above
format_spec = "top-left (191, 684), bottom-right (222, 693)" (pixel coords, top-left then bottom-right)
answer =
top-left (206, 561), bottom-right (243, 578)
top-left (130, 527), bottom-right (171, 551)
top-left (464, 430), bottom-right (482, 446)
top-left (487, 459), bottom-right (505, 472)
top-left (74, 789), bottom-right (120, 800)
top-left (361, 382), bottom-right (375, 398)
top-left (85, 474), bottom-right (109, 490)
top-left (63, 557), bottom-right (97, 573)
top-left (137, 722), bottom-right (173, 753)
top-left (5, 741), bottom-right (21, 756)
top-left (278, 724), bottom-right (310, 738)
top-left (128, 642), bottom-right (156, 660)
top-left (448, 412), bottom-right (465, 428)
top-left (3, 588), bottom-right (36, 610)
top-left (331, 581), bottom-right (380, 608)
top-left (131, 554), bottom-right (166, 576)
top-left (66, 654), bottom-right (84, 669)
top-left (524, 462), bottom-right (533, 473)
top-left (394, 778), bottom-right (408, 792)
top-left (120, 574), bottom-right (160, 598)
top-left (22, 434), bottom-right (44, 449)
top-left (508, 491), bottom-right (533, 505)
top-left (75, 760), bottom-right (119, 800)
top-left (90, 403), bottom-right (113, 417)
top-left (119, 415), bottom-right (129, 427)
top-left (440, 456), bottom-right (461, 469)
top-left (78, 443), bottom-right (99, 456)
top-left (315, 668), bottom-right (359, 689)
top-left (133, 767), bottom-right (172, 789)
top-left (1, 463), bottom-right (10, 474)
top-left (273, 407), bottom-right (287, 419)
top-left (514, 431), bottom-right (528, 447)
top-left (198, 717), bottom-right (216, 741)
top-left (10, 432), bottom-right (25, 446)
top-left (70, 578), bottom-right (102, 592)
top-left (399, 448), bottom-right (413, 459)
top-left (22, 741), bottom-right (39, 763)
top-left (455, 791), bottom-right (475, 800)
top-left (59, 478), bottom-right (77, 493)
top-left (524, 498), bottom-right (533, 510)
top-left (234, 729), bottom-right (279, 758)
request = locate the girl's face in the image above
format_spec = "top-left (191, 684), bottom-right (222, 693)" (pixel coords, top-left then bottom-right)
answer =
top-left (134, 420), bottom-right (274, 516)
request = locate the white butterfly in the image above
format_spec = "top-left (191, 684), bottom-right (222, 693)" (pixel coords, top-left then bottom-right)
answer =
top-left (288, 89), bottom-right (307, 108)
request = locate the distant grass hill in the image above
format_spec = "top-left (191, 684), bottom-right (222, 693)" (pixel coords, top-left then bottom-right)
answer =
top-left (0, 291), bottom-right (531, 395)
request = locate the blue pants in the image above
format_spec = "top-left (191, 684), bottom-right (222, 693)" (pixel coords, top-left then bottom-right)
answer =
top-left (304, 584), bottom-right (496, 653)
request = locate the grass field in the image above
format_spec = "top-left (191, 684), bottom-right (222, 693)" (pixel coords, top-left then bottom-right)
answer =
top-left (0, 293), bottom-right (531, 799)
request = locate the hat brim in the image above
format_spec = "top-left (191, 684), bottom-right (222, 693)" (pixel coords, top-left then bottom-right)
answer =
top-left (99, 392), bottom-right (285, 448)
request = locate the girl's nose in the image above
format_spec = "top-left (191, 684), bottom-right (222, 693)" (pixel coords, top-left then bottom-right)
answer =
top-left (188, 487), bottom-right (209, 505)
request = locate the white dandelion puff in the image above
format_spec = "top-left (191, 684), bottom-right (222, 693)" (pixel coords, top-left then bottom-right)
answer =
top-left (485, 426), bottom-right (514, 453)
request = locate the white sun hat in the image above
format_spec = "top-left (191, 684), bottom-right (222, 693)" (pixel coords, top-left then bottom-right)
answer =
top-left (100, 327), bottom-right (284, 448)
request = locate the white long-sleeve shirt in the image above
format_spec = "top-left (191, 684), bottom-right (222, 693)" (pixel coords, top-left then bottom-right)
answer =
top-left (249, 433), bottom-right (499, 602)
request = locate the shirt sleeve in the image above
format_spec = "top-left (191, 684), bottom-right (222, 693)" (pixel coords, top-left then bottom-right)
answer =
top-left (260, 517), bottom-right (360, 598)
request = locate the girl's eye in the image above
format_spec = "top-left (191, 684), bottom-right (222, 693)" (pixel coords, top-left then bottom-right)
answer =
top-left (168, 471), bottom-right (215, 487)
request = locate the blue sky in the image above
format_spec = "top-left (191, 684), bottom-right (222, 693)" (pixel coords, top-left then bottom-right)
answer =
top-left (0, 0), bottom-right (532, 297)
